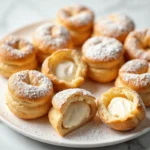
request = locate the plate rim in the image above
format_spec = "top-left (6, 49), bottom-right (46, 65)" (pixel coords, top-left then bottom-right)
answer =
top-left (0, 19), bottom-right (150, 148)
top-left (1, 115), bottom-right (150, 148)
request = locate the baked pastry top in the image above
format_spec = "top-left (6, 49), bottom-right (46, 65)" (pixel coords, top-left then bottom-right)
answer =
top-left (124, 28), bottom-right (150, 61)
top-left (82, 36), bottom-right (124, 68)
top-left (57, 4), bottom-right (94, 32)
top-left (94, 13), bottom-right (135, 43)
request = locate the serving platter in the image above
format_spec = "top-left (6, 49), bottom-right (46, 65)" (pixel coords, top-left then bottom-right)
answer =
top-left (0, 20), bottom-right (150, 148)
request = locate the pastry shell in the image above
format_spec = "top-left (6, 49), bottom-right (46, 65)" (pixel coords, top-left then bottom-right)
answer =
top-left (48, 88), bottom-right (97, 136)
top-left (42, 49), bottom-right (87, 91)
top-left (97, 87), bottom-right (146, 131)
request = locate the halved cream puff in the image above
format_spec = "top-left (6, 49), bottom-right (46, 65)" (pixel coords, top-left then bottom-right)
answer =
top-left (49, 88), bottom-right (97, 136)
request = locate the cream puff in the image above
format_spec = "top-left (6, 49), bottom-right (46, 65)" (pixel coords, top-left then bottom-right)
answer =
top-left (42, 49), bottom-right (87, 91)
top-left (124, 28), bottom-right (150, 61)
top-left (6, 70), bottom-right (53, 119)
top-left (82, 36), bottom-right (124, 83)
top-left (115, 59), bottom-right (150, 106)
top-left (0, 35), bottom-right (37, 78)
top-left (49, 88), bottom-right (97, 136)
top-left (94, 13), bottom-right (135, 43)
top-left (32, 23), bottom-right (73, 63)
top-left (97, 87), bottom-right (146, 131)
top-left (56, 4), bottom-right (94, 46)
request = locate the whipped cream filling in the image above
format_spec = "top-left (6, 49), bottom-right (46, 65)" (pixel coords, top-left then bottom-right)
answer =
top-left (55, 60), bottom-right (76, 82)
top-left (108, 97), bottom-right (133, 118)
top-left (63, 101), bottom-right (90, 128)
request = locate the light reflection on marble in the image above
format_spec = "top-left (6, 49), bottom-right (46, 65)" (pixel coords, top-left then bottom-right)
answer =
top-left (0, 0), bottom-right (150, 150)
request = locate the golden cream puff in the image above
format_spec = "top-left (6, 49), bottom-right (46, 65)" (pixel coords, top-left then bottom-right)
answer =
top-left (0, 35), bottom-right (37, 78)
top-left (6, 70), bottom-right (53, 119)
top-left (82, 36), bottom-right (124, 83)
top-left (56, 4), bottom-right (94, 46)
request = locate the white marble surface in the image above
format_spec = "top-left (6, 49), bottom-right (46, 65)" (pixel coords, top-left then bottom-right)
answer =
top-left (0, 0), bottom-right (150, 149)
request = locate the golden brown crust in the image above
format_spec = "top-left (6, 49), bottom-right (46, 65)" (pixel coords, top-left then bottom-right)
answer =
top-left (94, 13), bottom-right (135, 43)
top-left (49, 88), bottom-right (97, 136)
top-left (115, 59), bottom-right (150, 106)
top-left (32, 23), bottom-right (73, 63)
top-left (70, 29), bottom-right (92, 46)
top-left (0, 60), bottom-right (37, 78)
top-left (124, 28), bottom-right (150, 61)
top-left (42, 49), bottom-right (87, 91)
top-left (88, 57), bottom-right (124, 83)
top-left (0, 35), bottom-right (37, 78)
top-left (6, 91), bottom-right (51, 119)
top-left (97, 87), bottom-right (146, 131)
top-left (6, 70), bottom-right (54, 119)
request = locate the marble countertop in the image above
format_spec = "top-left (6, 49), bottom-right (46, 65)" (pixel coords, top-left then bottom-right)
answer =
top-left (0, 0), bottom-right (150, 149)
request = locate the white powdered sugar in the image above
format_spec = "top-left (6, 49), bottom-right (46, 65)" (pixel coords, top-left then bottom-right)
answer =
top-left (83, 36), bottom-right (123, 61)
top-left (35, 23), bottom-right (71, 49)
top-left (125, 29), bottom-right (150, 59)
top-left (120, 59), bottom-right (148, 73)
top-left (1, 44), bottom-right (33, 59)
top-left (9, 70), bottom-right (53, 99)
top-left (120, 59), bottom-right (150, 88)
top-left (70, 12), bottom-right (93, 26)
top-left (122, 73), bottom-right (150, 87)
top-left (52, 88), bottom-right (94, 108)
top-left (0, 37), bottom-right (34, 59)
top-left (96, 13), bottom-right (134, 37)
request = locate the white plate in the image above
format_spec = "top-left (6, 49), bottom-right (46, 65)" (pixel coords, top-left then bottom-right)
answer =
top-left (0, 20), bottom-right (150, 148)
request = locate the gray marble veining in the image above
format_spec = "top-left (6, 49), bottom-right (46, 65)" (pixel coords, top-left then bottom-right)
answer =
top-left (0, 0), bottom-right (150, 150)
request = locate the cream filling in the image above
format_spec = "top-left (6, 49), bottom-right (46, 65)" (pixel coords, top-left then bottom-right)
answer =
top-left (63, 101), bottom-right (90, 128)
top-left (55, 60), bottom-right (76, 82)
top-left (108, 97), bottom-right (133, 118)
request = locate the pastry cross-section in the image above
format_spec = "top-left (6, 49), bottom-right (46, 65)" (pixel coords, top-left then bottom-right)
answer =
top-left (48, 88), bottom-right (97, 136)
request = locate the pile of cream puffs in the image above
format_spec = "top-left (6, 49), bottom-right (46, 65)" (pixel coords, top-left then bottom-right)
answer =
top-left (0, 4), bottom-right (149, 136)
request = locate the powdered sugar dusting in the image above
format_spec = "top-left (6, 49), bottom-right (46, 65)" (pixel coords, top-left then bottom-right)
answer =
top-left (70, 12), bottom-right (93, 26)
top-left (121, 73), bottom-right (150, 88)
top-left (125, 29), bottom-right (150, 61)
top-left (34, 23), bottom-right (71, 49)
top-left (59, 4), bottom-right (93, 26)
top-left (83, 36), bottom-right (123, 61)
top-left (0, 36), bottom-right (34, 59)
top-left (120, 59), bottom-right (148, 73)
top-left (96, 13), bottom-right (134, 37)
top-left (52, 88), bottom-right (95, 108)
top-left (9, 70), bottom-right (53, 99)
